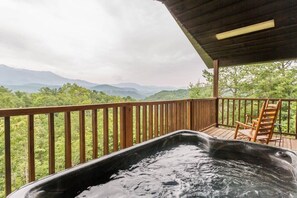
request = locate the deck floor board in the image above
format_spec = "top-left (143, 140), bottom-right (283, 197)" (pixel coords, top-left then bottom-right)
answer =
top-left (201, 127), bottom-right (297, 151)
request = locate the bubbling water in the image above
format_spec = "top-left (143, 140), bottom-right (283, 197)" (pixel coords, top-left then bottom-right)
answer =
top-left (77, 144), bottom-right (297, 198)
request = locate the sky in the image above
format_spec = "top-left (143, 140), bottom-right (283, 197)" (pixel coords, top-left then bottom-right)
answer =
top-left (0, 0), bottom-right (207, 87)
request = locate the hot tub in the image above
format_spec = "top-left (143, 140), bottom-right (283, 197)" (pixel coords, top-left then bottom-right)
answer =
top-left (8, 130), bottom-right (297, 197)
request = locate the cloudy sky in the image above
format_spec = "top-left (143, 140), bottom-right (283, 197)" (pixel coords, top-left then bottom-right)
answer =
top-left (0, 0), bottom-right (207, 87)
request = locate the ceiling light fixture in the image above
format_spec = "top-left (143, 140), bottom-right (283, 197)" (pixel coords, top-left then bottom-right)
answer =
top-left (216, 19), bottom-right (275, 40)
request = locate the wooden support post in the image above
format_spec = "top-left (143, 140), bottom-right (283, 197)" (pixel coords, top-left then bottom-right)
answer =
top-left (213, 60), bottom-right (219, 127)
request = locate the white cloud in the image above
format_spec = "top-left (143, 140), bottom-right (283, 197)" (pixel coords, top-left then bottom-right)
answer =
top-left (0, 0), bottom-right (207, 86)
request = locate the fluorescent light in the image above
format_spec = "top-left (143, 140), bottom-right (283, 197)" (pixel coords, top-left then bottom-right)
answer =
top-left (216, 19), bottom-right (275, 40)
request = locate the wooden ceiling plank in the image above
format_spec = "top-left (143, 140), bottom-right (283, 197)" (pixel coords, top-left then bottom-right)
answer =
top-left (205, 29), bottom-right (297, 54)
top-left (183, 0), bottom-right (268, 30)
top-left (175, 0), bottom-right (240, 22)
top-left (202, 23), bottom-right (297, 50)
top-left (212, 41), bottom-right (297, 60)
top-left (219, 47), bottom-right (297, 67)
top-left (193, 4), bottom-right (297, 44)
top-left (171, 0), bottom-right (209, 16)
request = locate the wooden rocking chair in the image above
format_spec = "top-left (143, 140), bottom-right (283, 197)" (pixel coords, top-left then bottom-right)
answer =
top-left (234, 99), bottom-right (281, 144)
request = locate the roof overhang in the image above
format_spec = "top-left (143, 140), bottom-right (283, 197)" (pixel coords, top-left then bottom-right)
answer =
top-left (158, 0), bottom-right (297, 68)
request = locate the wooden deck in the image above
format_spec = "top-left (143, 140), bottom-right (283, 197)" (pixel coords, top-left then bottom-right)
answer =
top-left (202, 127), bottom-right (297, 152)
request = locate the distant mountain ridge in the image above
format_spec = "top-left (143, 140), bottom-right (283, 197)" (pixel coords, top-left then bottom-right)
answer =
top-left (0, 64), bottom-right (180, 99)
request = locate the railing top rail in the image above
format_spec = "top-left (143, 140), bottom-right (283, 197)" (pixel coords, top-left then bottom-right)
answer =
top-left (218, 97), bottom-right (297, 102)
top-left (0, 98), bottom-right (216, 117)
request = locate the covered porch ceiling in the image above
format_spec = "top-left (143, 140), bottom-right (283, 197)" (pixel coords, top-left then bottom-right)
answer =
top-left (158, 0), bottom-right (297, 68)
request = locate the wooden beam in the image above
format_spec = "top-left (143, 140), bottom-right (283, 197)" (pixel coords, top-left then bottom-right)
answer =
top-left (213, 60), bottom-right (219, 127)
top-left (213, 60), bottom-right (219, 97)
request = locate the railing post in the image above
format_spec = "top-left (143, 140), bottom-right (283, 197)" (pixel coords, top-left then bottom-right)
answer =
top-left (213, 60), bottom-right (219, 127)
top-left (120, 104), bottom-right (133, 149)
top-left (187, 99), bottom-right (193, 130)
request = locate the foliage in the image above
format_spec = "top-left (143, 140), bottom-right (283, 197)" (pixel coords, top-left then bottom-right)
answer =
top-left (144, 89), bottom-right (189, 101)
top-left (188, 82), bottom-right (212, 98)
top-left (192, 60), bottom-right (297, 135)
top-left (0, 83), bottom-right (135, 197)
top-left (201, 61), bottom-right (297, 98)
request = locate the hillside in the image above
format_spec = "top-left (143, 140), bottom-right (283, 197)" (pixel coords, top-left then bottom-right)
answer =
top-left (91, 84), bottom-right (143, 99)
top-left (144, 89), bottom-right (189, 101)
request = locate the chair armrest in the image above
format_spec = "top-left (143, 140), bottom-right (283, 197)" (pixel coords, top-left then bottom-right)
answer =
top-left (235, 121), bottom-right (253, 129)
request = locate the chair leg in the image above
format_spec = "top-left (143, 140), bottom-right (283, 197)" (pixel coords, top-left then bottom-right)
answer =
top-left (234, 124), bottom-right (239, 139)
top-left (266, 136), bottom-right (270, 144)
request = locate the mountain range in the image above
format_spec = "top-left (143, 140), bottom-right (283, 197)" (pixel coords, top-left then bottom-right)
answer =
top-left (0, 64), bottom-right (179, 99)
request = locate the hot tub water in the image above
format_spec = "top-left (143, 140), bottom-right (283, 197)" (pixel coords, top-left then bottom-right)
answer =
top-left (77, 144), bottom-right (297, 197)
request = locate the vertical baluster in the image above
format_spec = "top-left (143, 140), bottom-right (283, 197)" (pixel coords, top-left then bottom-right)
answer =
top-left (221, 99), bottom-right (224, 125)
top-left (120, 107), bottom-right (125, 149)
top-left (238, 100), bottom-right (241, 122)
top-left (64, 112), bottom-right (71, 168)
top-left (279, 101), bottom-right (282, 126)
top-left (226, 99), bottom-right (229, 126)
top-left (160, 104), bottom-right (164, 135)
top-left (92, 109), bottom-right (98, 159)
top-left (48, 113), bottom-right (55, 174)
top-left (154, 104), bottom-right (158, 137)
top-left (187, 100), bottom-right (192, 130)
top-left (149, 105), bottom-right (153, 139)
top-left (136, 106), bottom-right (140, 143)
top-left (180, 102), bottom-right (184, 129)
top-left (244, 100), bottom-right (247, 120)
top-left (28, 115), bottom-right (35, 182)
top-left (232, 99), bottom-right (235, 126)
top-left (288, 101), bottom-right (291, 133)
top-left (5, 117), bottom-right (11, 196)
top-left (142, 105), bottom-right (147, 141)
top-left (165, 103), bottom-right (169, 133)
top-left (295, 101), bottom-right (297, 139)
top-left (251, 100), bottom-right (253, 118)
top-left (173, 102), bottom-right (176, 131)
top-left (193, 101), bottom-right (197, 130)
top-left (103, 108), bottom-right (109, 155)
top-left (113, 107), bottom-right (118, 151)
top-left (168, 104), bottom-right (172, 132)
top-left (176, 102), bottom-right (181, 129)
top-left (79, 110), bottom-right (86, 163)
top-left (257, 100), bottom-right (260, 116)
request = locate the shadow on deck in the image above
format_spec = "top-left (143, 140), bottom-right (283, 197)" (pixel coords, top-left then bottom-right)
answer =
top-left (202, 127), bottom-right (297, 152)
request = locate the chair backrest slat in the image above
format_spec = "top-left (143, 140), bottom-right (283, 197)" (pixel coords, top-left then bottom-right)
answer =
top-left (252, 99), bottom-right (281, 142)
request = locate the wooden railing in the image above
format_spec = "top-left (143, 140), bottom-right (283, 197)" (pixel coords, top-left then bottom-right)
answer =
top-left (218, 97), bottom-right (297, 137)
top-left (0, 98), bottom-right (216, 196)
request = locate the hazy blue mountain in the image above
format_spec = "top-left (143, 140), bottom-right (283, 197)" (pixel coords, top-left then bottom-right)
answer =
top-left (0, 64), bottom-right (180, 99)
top-left (4, 83), bottom-right (60, 93)
top-left (113, 82), bottom-right (178, 97)
top-left (0, 64), bottom-right (97, 87)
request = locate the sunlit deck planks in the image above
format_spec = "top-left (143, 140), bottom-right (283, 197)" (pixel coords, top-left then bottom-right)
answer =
top-left (202, 127), bottom-right (297, 152)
